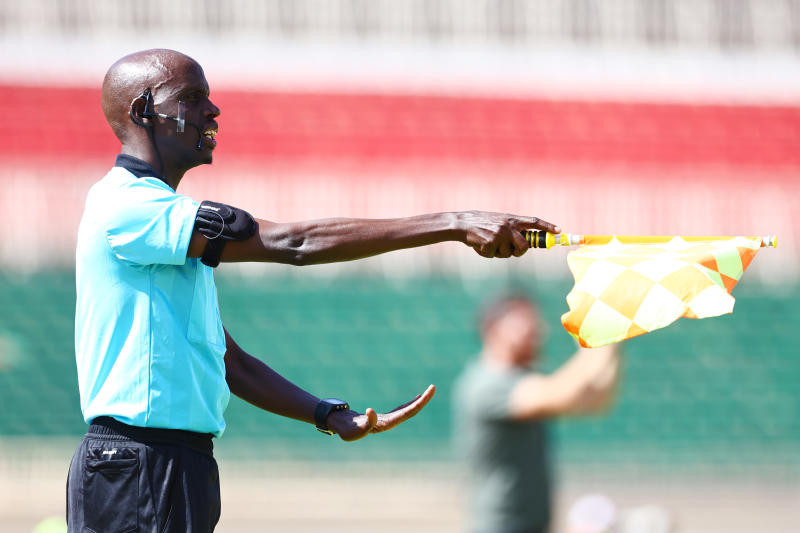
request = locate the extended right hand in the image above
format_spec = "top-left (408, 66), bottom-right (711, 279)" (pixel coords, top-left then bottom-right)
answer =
top-left (455, 211), bottom-right (560, 258)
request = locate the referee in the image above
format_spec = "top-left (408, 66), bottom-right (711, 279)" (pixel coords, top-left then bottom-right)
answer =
top-left (67, 48), bottom-right (560, 532)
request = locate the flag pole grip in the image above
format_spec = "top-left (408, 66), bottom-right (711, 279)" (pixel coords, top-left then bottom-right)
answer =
top-left (523, 232), bottom-right (777, 249)
top-left (523, 231), bottom-right (578, 249)
top-left (524, 230), bottom-right (548, 249)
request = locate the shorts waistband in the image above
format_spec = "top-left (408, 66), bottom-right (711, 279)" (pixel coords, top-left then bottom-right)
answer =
top-left (88, 416), bottom-right (214, 456)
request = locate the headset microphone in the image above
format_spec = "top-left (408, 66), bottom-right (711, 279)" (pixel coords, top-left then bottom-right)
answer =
top-left (137, 89), bottom-right (205, 150)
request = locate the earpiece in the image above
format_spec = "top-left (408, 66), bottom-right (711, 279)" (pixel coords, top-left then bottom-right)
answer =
top-left (129, 88), bottom-right (154, 128)
top-left (129, 87), bottom-right (203, 150)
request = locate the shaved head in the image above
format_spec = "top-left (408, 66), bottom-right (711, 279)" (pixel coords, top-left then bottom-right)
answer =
top-left (101, 48), bottom-right (219, 188)
top-left (101, 49), bottom-right (201, 142)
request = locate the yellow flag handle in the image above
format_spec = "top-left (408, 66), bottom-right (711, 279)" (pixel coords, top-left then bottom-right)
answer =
top-left (523, 231), bottom-right (777, 249)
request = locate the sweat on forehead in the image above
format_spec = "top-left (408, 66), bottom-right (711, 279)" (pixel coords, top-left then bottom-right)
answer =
top-left (101, 49), bottom-right (202, 141)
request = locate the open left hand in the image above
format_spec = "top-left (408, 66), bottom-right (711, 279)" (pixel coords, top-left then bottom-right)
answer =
top-left (325, 384), bottom-right (436, 442)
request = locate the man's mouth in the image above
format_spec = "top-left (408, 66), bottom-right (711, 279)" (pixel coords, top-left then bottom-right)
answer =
top-left (203, 127), bottom-right (218, 144)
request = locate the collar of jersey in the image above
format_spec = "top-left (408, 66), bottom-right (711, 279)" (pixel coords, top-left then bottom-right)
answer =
top-left (115, 154), bottom-right (165, 181)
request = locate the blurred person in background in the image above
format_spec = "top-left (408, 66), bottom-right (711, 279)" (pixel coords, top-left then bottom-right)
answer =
top-left (68, 48), bottom-right (561, 533)
top-left (453, 294), bottom-right (623, 533)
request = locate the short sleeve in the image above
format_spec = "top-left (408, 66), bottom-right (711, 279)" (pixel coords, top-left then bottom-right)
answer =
top-left (456, 363), bottom-right (524, 422)
top-left (105, 178), bottom-right (200, 266)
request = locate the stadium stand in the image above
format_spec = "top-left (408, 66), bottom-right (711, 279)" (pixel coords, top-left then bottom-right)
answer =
top-left (4, 0), bottom-right (800, 52)
top-left (5, 85), bottom-right (800, 169)
top-left (2, 84), bottom-right (798, 280)
top-left (1, 272), bottom-right (798, 473)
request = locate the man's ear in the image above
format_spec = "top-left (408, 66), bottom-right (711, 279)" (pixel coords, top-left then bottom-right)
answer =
top-left (129, 91), bottom-right (150, 128)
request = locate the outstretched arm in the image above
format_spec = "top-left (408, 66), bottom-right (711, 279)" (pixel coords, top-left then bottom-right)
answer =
top-left (508, 343), bottom-right (623, 420)
top-left (189, 211), bottom-right (560, 265)
top-left (223, 329), bottom-right (435, 441)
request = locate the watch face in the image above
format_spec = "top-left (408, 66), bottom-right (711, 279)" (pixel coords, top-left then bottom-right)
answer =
top-left (323, 398), bottom-right (348, 409)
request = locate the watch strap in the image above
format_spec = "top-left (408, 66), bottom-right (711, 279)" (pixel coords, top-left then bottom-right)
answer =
top-left (314, 398), bottom-right (349, 435)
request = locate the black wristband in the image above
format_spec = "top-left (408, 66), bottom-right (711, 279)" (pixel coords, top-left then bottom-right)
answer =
top-left (314, 398), bottom-right (349, 435)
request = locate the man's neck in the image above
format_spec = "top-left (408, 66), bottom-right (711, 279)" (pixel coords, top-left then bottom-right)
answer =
top-left (119, 146), bottom-right (184, 189)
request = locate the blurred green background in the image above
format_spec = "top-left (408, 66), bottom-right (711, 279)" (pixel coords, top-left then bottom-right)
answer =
top-left (2, 270), bottom-right (797, 476)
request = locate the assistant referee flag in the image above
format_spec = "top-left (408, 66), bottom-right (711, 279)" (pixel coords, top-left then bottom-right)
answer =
top-left (561, 236), bottom-right (763, 348)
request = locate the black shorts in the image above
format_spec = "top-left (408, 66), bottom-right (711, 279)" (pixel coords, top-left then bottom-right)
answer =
top-left (67, 416), bottom-right (221, 533)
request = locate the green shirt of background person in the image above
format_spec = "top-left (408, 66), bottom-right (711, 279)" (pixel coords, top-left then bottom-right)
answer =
top-left (453, 295), bottom-right (623, 533)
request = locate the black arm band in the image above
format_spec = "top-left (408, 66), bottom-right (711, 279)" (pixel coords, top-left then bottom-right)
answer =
top-left (194, 201), bottom-right (257, 267)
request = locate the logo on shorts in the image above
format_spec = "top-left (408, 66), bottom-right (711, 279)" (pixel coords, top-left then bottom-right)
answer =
top-left (101, 449), bottom-right (118, 456)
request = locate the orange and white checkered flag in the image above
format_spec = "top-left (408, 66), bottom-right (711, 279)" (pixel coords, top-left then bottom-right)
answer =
top-left (557, 236), bottom-right (768, 347)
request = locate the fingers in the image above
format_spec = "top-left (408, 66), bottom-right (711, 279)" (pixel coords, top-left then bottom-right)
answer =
top-left (334, 408), bottom-right (377, 442)
top-left (388, 384), bottom-right (435, 413)
top-left (510, 229), bottom-right (529, 257)
top-left (371, 384), bottom-right (436, 434)
top-left (477, 243), bottom-right (497, 258)
top-left (495, 240), bottom-right (512, 259)
top-left (335, 386), bottom-right (435, 441)
top-left (465, 212), bottom-right (560, 259)
top-left (474, 230), bottom-right (525, 258)
top-left (513, 216), bottom-right (561, 234)
top-left (364, 407), bottom-right (378, 430)
top-left (383, 393), bottom-right (422, 412)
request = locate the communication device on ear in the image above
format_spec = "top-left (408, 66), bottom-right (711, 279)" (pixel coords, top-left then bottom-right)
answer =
top-left (135, 88), bottom-right (201, 150)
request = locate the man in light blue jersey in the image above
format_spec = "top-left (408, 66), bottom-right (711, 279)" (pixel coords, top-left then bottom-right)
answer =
top-left (68, 48), bottom-right (561, 532)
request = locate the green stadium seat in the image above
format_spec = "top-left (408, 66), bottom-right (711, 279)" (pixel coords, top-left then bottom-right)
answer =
top-left (1, 272), bottom-right (798, 471)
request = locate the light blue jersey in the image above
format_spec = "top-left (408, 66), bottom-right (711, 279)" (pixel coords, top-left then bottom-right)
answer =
top-left (75, 161), bottom-right (230, 437)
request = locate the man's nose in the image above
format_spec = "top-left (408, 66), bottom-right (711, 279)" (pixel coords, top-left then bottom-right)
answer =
top-left (206, 100), bottom-right (220, 118)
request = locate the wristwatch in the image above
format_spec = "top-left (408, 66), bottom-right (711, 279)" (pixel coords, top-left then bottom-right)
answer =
top-left (314, 398), bottom-right (349, 435)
